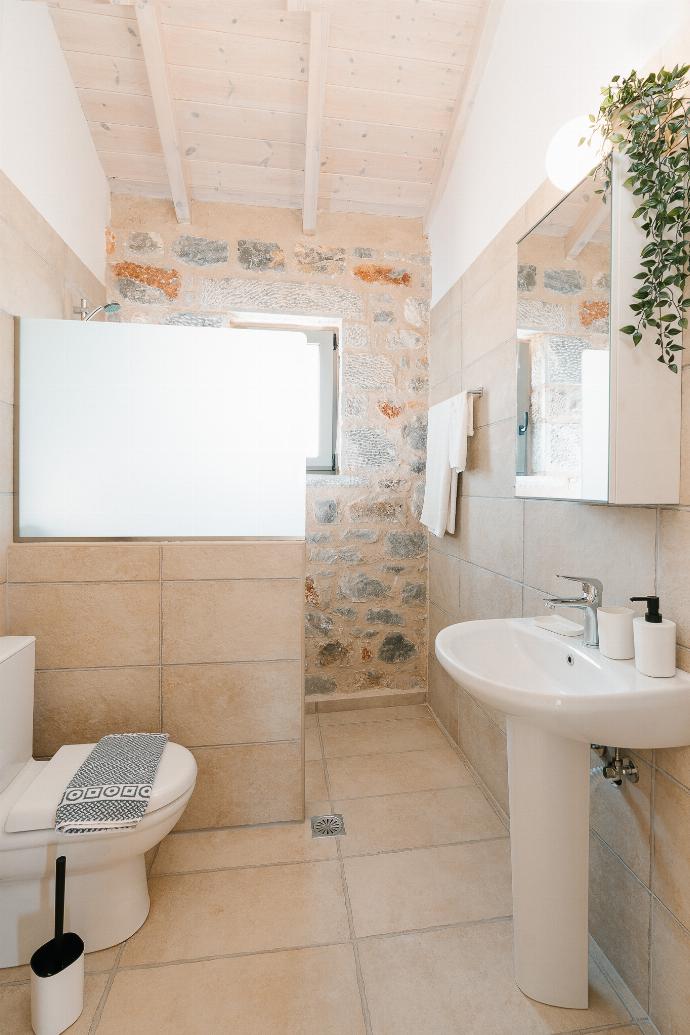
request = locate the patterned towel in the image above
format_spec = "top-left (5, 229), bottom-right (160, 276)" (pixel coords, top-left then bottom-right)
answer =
top-left (55, 733), bottom-right (169, 834)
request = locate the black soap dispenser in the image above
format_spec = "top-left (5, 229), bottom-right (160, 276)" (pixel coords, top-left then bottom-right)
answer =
top-left (630, 595), bottom-right (676, 677)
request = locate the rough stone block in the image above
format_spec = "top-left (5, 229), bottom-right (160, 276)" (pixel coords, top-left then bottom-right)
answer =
top-left (402, 582), bottom-right (426, 604)
top-left (378, 633), bottom-right (417, 663)
top-left (200, 277), bottom-right (364, 318)
top-left (517, 298), bottom-right (566, 332)
top-left (517, 264), bottom-right (537, 291)
top-left (385, 531), bottom-right (426, 558)
top-left (294, 242), bottom-right (346, 274)
top-left (339, 573), bottom-right (389, 601)
top-left (402, 415), bottom-right (428, 451)
top-left (353, 263), bottom-right (411, 286)
top-left (342, 323), bottom-right (369, 349)
top-left (344, 427), bottom-right (396, 468)
top-left (237, 239), bottom-right (285, 271)
top-left (378, 401), bottom-right (403, 420)
top-left (345, 355), bottom-right (395, 391)
top-left (319, 640), bottom-right (351, 666)
top-left (125, 231), bottom-right (164, 259)
top-left (404, 297), bottom-right (429, 328)
top-left (173, 234), bottom-right (229, 267)
top-left (113, 262), bottom-right (181, 303)
top-left (164, 312), bottom-right (223, 327)
top-left (349, 499), bottom-right (403, 522)
top-left (373, 310), bottom-right (395, 323)
top-left (305, 675), bottom-right (336, 695)
top-left (305, 612), bottom-right (334, 637)
top-left (544, 268), bottom-right (585, 294)
top-left (314, 499), bottom-right (338, 524)
top-left (387, 328), bottom-right (424, 350)
top-left (366, 608), bottom-right (405, 626)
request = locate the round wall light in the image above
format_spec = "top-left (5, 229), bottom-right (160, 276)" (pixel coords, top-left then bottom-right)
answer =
top-left (545, 115), bottom-right (609, 192)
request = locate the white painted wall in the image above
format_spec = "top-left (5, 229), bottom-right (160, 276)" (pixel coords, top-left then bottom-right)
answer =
top-left (429, 0), bottom-right (690, 304)
top-left (0, 0), bottom-right (109, 282)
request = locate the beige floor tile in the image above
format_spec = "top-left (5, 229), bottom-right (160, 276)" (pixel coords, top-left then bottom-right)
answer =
top-left (0, 974), bottom-right (107, 1034)
top-left (318, 704), bottom-right (430, 725)
top-left (305, 712), bottom-right (319, 729)
top-left (327, 746), bottom-right (473, 800)
top-left (358, 921), bottom-right (630, 1035)
top-left (154, 803), bottom-right (336, 873)
top-left (305, 759), bottom-right (329, 800)
top-left (345, 840), bottom-right (512, 937)
top-left (337, 786), bottom-right (506, 858)
top-left (121, 860), bottom-right (349, 965)
top-left (99, 945), bottom-right (365, 1035)
top-left (321, 717), bottom-right (447, 759)
top-left (305, 725), bottom-right (323, 761)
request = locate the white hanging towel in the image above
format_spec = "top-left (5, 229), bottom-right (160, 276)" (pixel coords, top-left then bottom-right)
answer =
top-left (420, 391), bottom-right (474, 538)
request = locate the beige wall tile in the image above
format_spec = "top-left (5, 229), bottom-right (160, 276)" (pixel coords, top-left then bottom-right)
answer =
top-left (680, 366), bottom-right (690, 504)
top-left (178, 741), bottom-right (303, 829)
top-left (319, 704), bottom-right (429, 725)
top-left (458, 560), bottom-right (522, 622)
top-left (428, 546), bottom-right (461, 617)
top-left (99, 945), bottom-right (365, 1035)
top-left (344, 839), bottom-right (512, 937)
top-left (162, 660), bottom-right (302, 746)
top-left (0, 493), bottom-right (13, 582)
top-left (428, 654), bottom-right (459, 743)
top-left (461, 256), bottom-right (516, 368)
top-left (589, 752), bottom-right (652, 886)
top-left (0, 583), bottom-right (6, 636)
top-left (34, 666), bottom-right (160, 757)
top-left (456, 687), bottom-right (509, 812)
top-left (162, 579), bottom-right (302, 664)
top-left (523, 500), bottom-right (657, 604)
top-left (429, 308), bottom-right (461, 387)
top-left (589, 833), bottom-right (651, 1009)
top-left (429, 370), bottom-right (462, 406)
top-left (121, 860), bottom-right (349, 966)
top-left (462, 338), bottom-right (517, 430)
top-left (656, 743), bottom-right (690, 789)
top-left (8, 544), bottom-right (160, 583)
top-left (162, 540), bottom-right (305, 580)
top-left (652, 770), bottom-right (690, 930)
top-left (8, 581), bottom-right (160, 669)
top-left (649, 899), bottom-right (690, 1035)
top-left (457, 496), bottom-right (524, 582)
top-left (461, 418), bottom-right (515, 498)
top-left (358, 921), bottom-right (628, 1035)
top-left (657, 508), bottom-right (690, 648)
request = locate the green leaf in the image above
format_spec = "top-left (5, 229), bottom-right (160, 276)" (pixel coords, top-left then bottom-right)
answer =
top-left (620, 325), bottom-right (637, 334)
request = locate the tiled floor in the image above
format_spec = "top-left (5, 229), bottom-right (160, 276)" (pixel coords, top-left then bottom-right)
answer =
top-left (1, 705), bottom-right (654, 1033)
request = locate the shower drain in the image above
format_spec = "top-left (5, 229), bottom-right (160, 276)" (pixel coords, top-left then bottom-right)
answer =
top-left (310, 813), bottom-right (346, 838)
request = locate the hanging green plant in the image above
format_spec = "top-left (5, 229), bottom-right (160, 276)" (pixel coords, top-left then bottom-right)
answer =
top-left (585, 65), bottom-right (690, 372)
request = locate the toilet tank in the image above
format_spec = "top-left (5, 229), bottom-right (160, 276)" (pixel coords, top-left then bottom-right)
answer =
top-left (0, 636), bottom-right (36, 793)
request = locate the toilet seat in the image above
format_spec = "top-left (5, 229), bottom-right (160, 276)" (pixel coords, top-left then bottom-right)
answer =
top-left (5, 741), bottom-right (195, 834)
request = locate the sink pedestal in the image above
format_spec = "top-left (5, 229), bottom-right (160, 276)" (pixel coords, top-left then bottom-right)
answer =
top-left (507, 717), bottom-right (590, 1009)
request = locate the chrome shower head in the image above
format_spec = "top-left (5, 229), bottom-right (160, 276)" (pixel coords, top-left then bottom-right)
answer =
top-left (81, 301), bottom-right (121, 322)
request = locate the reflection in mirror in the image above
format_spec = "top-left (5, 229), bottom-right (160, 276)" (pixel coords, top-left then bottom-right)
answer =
top-left (515, 170), bottom-right (611, 501)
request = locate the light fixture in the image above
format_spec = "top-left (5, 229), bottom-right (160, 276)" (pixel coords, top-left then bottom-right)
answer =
top-left (545, 115), bottom-right (609, 192)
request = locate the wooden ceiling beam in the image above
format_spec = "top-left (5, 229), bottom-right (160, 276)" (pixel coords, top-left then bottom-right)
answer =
top-left (301, 10), bottom-right (329, 234)
top-left (134, 0), bottom-right (190, 222)
top-left (564, 194), bottom-right (608, 258)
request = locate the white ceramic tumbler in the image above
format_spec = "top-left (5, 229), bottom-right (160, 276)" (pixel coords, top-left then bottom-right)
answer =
top-left (597, 606), bottom-right (635, 660)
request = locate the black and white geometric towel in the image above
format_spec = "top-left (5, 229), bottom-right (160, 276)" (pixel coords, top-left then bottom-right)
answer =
top-left (55, 733), bottom-right (169, 835)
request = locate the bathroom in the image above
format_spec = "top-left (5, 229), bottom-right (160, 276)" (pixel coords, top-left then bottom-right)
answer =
top-left (0, 0), bottom-right (689, 1031)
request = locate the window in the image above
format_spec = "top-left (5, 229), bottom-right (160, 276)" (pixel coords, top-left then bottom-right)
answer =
top-left (229, 313), bottom-right (340, 474)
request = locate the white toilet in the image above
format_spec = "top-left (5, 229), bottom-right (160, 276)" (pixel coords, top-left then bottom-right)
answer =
top-left (0, 636), bottom-right (197, 968)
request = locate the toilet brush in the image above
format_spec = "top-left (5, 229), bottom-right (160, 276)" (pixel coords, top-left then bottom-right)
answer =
top-left (30, 856), bottom-right (85, 1035)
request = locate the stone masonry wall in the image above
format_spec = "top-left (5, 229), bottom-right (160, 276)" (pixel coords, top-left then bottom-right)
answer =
top-left (107, 196), bottom-right (430, 698)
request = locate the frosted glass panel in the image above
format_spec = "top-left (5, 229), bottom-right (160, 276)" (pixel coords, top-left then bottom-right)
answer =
top-left (18, 319), bottom-right (307, 538)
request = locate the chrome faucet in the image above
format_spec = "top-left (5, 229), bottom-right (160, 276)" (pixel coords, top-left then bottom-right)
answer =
top-left (544, 575), bottom-right (603, 648)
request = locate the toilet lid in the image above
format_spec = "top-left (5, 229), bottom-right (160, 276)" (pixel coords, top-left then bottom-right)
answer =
top-left (5, 741), bottom-right (196, 834)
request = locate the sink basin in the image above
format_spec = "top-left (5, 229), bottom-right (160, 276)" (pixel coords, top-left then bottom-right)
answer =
top-left (436, 617), bottom-right (690, 748)
top-left (435, 617), bottom-right (690, 1012)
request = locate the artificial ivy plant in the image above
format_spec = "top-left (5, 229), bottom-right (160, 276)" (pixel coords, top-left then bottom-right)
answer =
top-left (585, 65), bottom-right (690, 372)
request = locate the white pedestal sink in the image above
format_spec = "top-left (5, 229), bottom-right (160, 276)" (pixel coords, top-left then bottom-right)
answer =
top-left (436, 618), bottom-right (690, 1010)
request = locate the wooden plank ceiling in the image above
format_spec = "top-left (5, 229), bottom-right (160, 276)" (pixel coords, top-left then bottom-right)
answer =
top-left (48, 0), bottom-right (489, 226)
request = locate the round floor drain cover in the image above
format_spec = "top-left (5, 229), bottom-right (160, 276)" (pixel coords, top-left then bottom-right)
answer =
top-left (310, 813), bottom-right (345, 837)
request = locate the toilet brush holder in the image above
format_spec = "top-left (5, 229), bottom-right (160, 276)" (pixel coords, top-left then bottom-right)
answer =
top-left (30, 856), bottom-right (84, 1035)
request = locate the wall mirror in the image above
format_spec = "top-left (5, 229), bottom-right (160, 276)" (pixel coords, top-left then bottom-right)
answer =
top-left (515, 158), bottom-right (681, 505)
